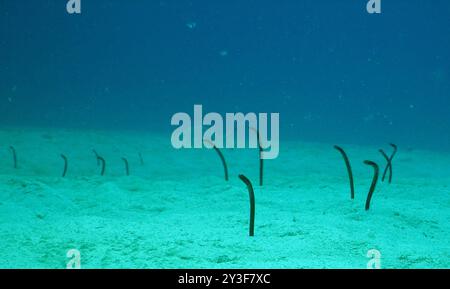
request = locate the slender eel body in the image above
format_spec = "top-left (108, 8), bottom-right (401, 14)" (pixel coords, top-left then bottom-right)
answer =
top-left (379, 149), bottom-right (391, 183)
top-left (334, 146), bottom-right (355, 199)
top-left (364, 160), bottom-right (380, 211)
top-left (258, 134), bottom-right (264, 187)
top-left (122, 157), bottom-right (130, 176)
top-left (381, 143), bottom-right (398, 183)
top-left (212, 146), bottom-right (228, 181)
top-left (249, 128), bottom-right (264, 186)
top-left (93, 150), bottom-right (100, 166)
top-left (61, 154), bottom-right (68, 177)
top-left (9, 146), bottom-right (17, 169)
top-left (97, 156), bottom-right (106, 176)
top-left (238, 174), bottom-right (255, 237)
top-left (205, 140), bottom-right (229, 181)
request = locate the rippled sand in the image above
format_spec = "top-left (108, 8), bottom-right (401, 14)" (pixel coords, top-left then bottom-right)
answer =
top-left (0, 127), bottom-right (449, 268)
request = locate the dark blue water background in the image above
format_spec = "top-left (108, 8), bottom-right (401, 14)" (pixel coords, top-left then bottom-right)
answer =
top-left (1, 0), bottom-right (449, 150)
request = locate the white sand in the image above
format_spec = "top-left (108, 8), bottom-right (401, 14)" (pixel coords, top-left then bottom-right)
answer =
top-left (0, 127), bottom-right (449, 268)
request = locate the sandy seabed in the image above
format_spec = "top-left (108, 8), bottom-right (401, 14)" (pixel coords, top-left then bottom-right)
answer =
top-left (0, 127), bottom-right (449, 268)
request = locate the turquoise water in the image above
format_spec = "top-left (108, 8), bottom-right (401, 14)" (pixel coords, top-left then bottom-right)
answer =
top-left (0, 1), bottom-right (449, 268)
top-left (0, 128), bottom-right (449, 268)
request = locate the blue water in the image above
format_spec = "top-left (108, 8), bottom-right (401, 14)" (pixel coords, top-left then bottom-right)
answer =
top-left (1, 0), bottom-right (449, 150)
